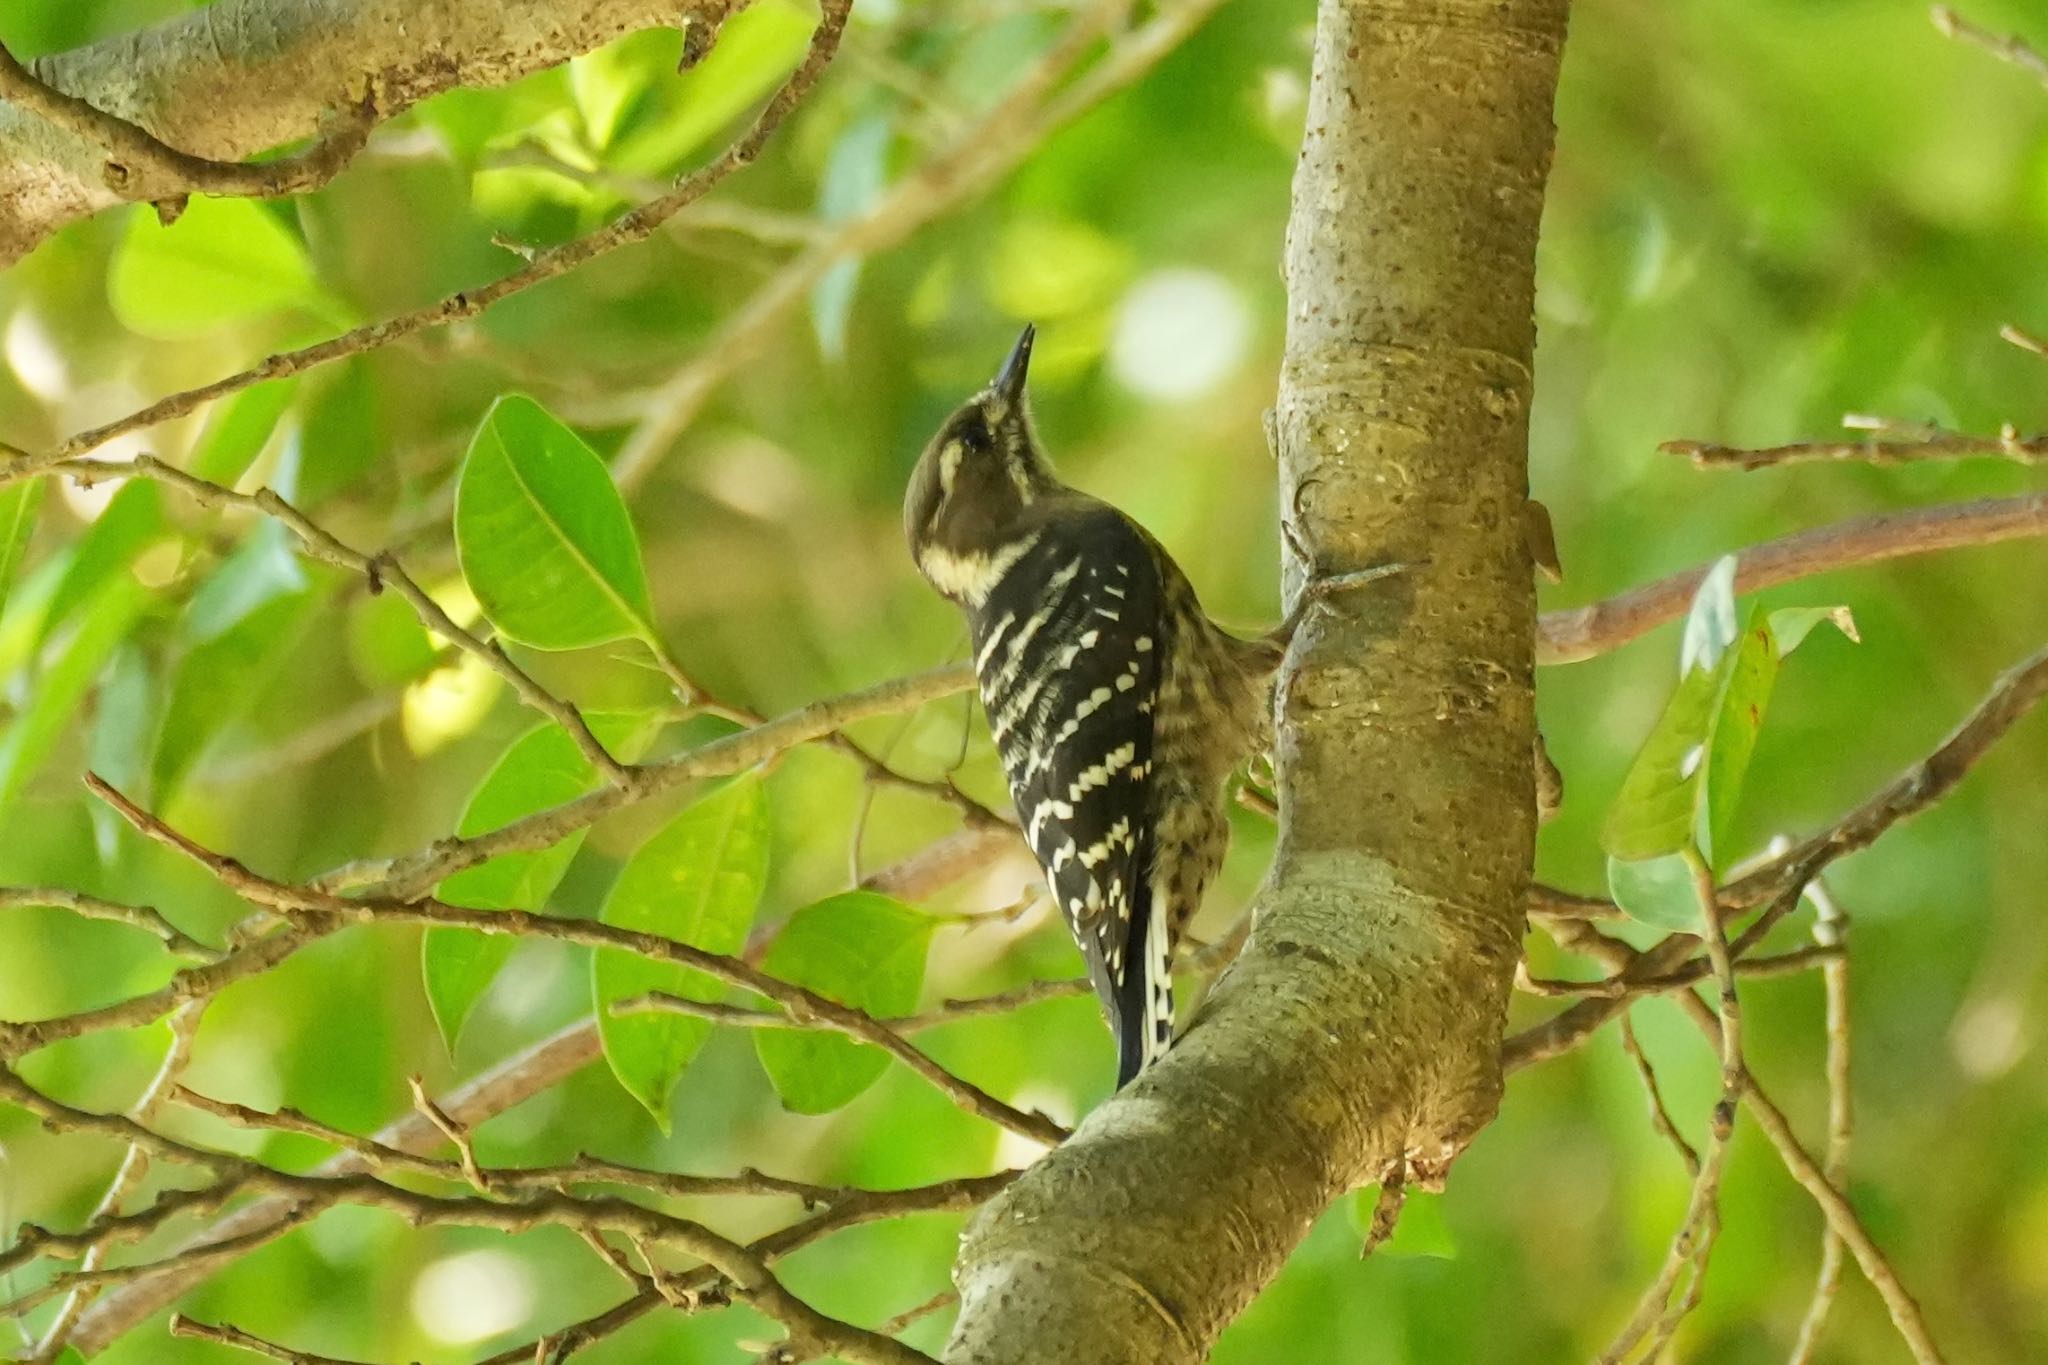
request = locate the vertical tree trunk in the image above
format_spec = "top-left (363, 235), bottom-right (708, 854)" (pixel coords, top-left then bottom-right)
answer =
top-left (941, 0), bottom-right (1566, 1359)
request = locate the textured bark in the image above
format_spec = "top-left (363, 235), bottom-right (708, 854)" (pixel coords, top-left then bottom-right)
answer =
top-left (941, 1), bottom-right (1567, 1360)
top-left (0, 0), bottom-right (739, 264)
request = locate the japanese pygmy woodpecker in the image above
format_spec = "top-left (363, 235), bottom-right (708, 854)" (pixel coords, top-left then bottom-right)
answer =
top-left (903, 326), bottom-right (1283, 1088)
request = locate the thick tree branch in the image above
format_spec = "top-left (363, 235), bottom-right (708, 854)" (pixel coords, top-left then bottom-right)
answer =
top-left (940, 1), bottom-right (1566, 1359)
top-left (0, 0), bottom-right (850, 489)
top-left (0, 0), bottom-right (746, 265)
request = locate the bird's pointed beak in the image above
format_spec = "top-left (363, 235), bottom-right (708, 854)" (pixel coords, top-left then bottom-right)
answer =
top-left (992, 324), bottom-right (1035, 408)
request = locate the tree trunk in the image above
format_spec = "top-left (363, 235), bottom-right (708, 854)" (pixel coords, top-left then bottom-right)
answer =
top-left (941, 0), bottom-right (1567, 1358)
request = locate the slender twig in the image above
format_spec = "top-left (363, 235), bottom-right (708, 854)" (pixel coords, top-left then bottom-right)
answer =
top-left (1933, 5), bottom-right (2048, 89)
top-left (31, 1002), bottom-right (207, 1360)
top-left (0, 887), bottom-right (213, 958)
top-left (1537, 494), bottom-right (2048, 664)
top-left (64, 824), bottom-right (1013, 1354)
top-left (616, 977), bottom-right (1090, 1032)
top-left (0, 42), bottom-right (374, 204)
top-left (1619, 1014), bottom-right (1700, 1178)
top-left (1667, 427), bottom-right (2048, 471)
top-left (326, 662), bottom-right (978, 900)
top-left (168, 1315), bottom-right (369, 1365)
top-left (1594, 853), bottom-right (1743, 1364)
top-left (0, 0), bottom-right (854, 489)
top-left (77, 775), bottom-right (1066, 1147)
top-left (1788, 882), bottom-right (1854, 1365)
top-left (1562, 923), bottom-right (1946, 1363)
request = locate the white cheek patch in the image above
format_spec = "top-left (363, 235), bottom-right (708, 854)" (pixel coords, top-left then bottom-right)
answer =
top-left (938, 441), bottom-right (964, 495)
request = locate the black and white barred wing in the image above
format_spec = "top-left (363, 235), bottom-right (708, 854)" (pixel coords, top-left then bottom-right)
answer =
top-left (969, 512), bottom-right (1167, 1081)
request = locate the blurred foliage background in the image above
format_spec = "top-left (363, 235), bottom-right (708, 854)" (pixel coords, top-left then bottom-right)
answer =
top-left (2, 0), bottom-right (2046, 1361)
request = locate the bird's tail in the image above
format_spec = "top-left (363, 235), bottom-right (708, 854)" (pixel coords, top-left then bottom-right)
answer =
top-left (1114, 881), bottom-right (1176, 1088)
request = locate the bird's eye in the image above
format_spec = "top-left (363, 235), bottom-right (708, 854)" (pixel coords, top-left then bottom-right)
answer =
top-left (957, 417), bottom-right (991, 454)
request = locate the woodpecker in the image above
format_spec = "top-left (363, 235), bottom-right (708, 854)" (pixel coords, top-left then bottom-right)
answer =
top-left (903, 326), bottom-right (1283, 1088)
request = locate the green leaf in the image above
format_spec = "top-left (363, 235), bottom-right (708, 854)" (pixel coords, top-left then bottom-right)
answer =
top-left (0, 476), bottom-right (44, 626)
top-left (185, 522), bottom-right (308, 642)
top-left (0, 575), bottom-right (151, 816)
top-left (38, 481), bottom-right (166, 648)
top-left (1767, 605), bottom-right (1859, 655)
top-left (1606, 852), bottom-right (1702, 932)
top-left (188, 377), bottom-right (300, 486)
top-left (608, 2), bottom-right (815, 176)
top-left (455, 395), bottom-right (656, 651)
top-left (755, 892), bottom-right (934, 1115)
top-left (109, 198), bottom-right (338, 338)
top-left (595, 774), bottom-right (770, 1129)
top-left (425, 711), bottom-right (662, 1051)
top-left (151, 591), bottom-right (318, 798)
top-left (346, 589), bottom-right (442, 689)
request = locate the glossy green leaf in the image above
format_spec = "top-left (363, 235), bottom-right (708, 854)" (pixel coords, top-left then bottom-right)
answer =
top-left (152, 591), bottom-right (319, 798)
top-left (595, 774), bottom-right (770, 1129)
top-left (188, 377), bottom-right (300, 486)
top-left (455, 395), bottom-right (656, 651)
top-left (0, 575), bottom-right (151, 816)
top-left (1606, 851), bottom-right (1703, 932)
top-left (345, 589), bottom-right (442, 689)
top-left (755, 892), bottom-right (934, 1115)
top-left (185, 521), bottom-right (309, 642)
top-left (38, 481), bottom-right (166, 649)
top-left (425, 711), bottom-right (662, 1051)
top-left (0, 477), bottom-right (44, 626)
top-left (109, 198), bottom-right (336, 338)
top-left (608, 2), bottom-right (815, 176)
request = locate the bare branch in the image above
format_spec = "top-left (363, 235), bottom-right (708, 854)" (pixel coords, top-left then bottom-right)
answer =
top-left (1538, 494), bottom-right (2048, 664)
top-left (1933, 5), bottom-right (2048, 89)
top-left (1666, 427), bottom-right (2048, 471)
top-left (1788, 882), bottom-right (1854, 1365)
top-left (73, 777), bottom-right (1067, 1147)
top-left (0, 886), bottom-right (213, 958)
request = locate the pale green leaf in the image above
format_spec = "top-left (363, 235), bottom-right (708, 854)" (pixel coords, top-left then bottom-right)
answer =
top-left (0, 576), bottom-right (151, 816)
top-left (1606, 852), bottom-right (1703, 932)
top-left (596, 774), bottom-right (770, 1129)
top-left (188, 377), bottom-right (300, 486)
top-left (425, 711), bottom-right (663, 1051)
top-left (110, 198), bottom-right (338, 338)
top-left (0, 477), bottom-right (44, 627)
top-left (755, 892), bottom-right (933, 1115)
top-left (455, 395), bottom-right (656, 650)
top-left (38, 481), bottom-right (165, 649)
top-left (608, 2), bottom-right (815, 176)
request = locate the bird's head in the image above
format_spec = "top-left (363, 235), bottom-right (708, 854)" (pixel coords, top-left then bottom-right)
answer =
top-left (903, 325), bottom-right (1056, 587)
